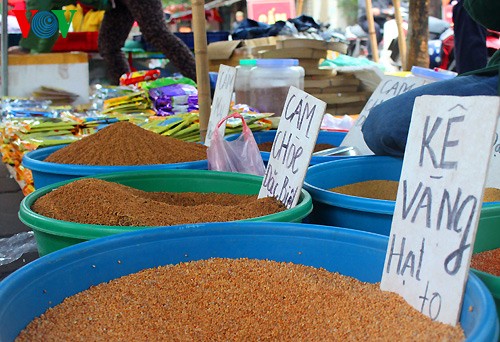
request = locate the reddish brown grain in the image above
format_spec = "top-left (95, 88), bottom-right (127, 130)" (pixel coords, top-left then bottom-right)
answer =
top-left (16, 258), bottom-right (464, 341)
top-left (471, 248), bottom-right (500, 276)
top-left (32, 178), bottom-right (286, 226)
top-left (331, 180), bottom-right (500, 203)
top-left (44, 121), bottom-right (207, 165)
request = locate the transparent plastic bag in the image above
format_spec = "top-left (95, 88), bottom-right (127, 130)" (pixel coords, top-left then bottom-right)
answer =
top-left (207, 113), bottom-right (266, 176)
top-left (0, 231), bottom-right (38, 266)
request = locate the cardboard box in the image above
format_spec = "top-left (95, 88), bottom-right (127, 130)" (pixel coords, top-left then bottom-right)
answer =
top-left (207, 37), bottom-right (279, 72)
top-left (208, 40), bottom-right (246, 71)
top-left (1, 52), bottom-right (89, 105)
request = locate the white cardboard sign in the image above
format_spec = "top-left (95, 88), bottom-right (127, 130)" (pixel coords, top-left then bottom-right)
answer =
top-left (381, 95), bottom-right (500, 326)
top-left (204, 64), bottom-right (237, 147)
top-left (258, 86), bottom-right (326, 208)
top-left (486, 116), bottom-right (500, 188)
top-left (341, 75), bottom-right (429, 155)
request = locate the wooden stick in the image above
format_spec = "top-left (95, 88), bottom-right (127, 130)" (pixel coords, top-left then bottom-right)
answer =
top-left (364, 0), bottom-right (379, 63)
top-left (2, 0), bottom-right (9, 96)
top-left (393, 0), bottom-right (407, 69)
top-left (297, 0), bottom-right (304, 16)
top-left (191, 0), bottom-right (211, 143)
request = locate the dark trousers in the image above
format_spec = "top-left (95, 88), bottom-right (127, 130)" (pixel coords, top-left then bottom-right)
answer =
top-left (359, 18), bottom-right (384, 58)
top-left (453, 0), bottom-right (488, 74)
top-left (98, 0), bottom-right (197, 85)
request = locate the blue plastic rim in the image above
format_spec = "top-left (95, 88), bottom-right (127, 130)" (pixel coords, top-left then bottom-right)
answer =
top-left (304, 156), bottom-right (500, 235)
top-left (225, 130), bottom-right (351, 165)
top-left (22, 144), bottom-right (208, 189)
top-left (0, 222), bottom-right (497, 342)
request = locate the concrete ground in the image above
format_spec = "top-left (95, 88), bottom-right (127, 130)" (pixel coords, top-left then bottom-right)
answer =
top-left (0, 162), bottom-right (39, 281)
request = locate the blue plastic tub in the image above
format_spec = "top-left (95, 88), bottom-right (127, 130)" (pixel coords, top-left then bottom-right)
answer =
top-left (0, 222), bottom-right (497, 341)
top-left (303, 156), bottom-right (500, 236)
top-left (22, 144), bottom-right (208, 189)
top-left (225, 130), bottom-right (350, 165)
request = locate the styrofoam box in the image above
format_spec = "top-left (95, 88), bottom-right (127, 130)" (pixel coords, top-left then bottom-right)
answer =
top-left (2, 52), bottom-right (89, 105)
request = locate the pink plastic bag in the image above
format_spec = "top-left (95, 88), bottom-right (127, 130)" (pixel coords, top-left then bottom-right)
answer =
top-left (207, 113), bottom-right (266, 176)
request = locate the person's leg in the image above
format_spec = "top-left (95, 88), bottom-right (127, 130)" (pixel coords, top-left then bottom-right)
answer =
top-left (453, 0), bottom-right (488, 74)
top-left (98, 0), bottom-right (134, 85)
top-left (123, 0), bottom-right (197, 81)
top-left (360, 20), bottom-right (381, 59)
top-left (362, 75), bottom-right (499, 157)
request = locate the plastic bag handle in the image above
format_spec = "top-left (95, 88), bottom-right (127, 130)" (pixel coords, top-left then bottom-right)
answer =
top-left (216, 112), bottom-right (250, 131)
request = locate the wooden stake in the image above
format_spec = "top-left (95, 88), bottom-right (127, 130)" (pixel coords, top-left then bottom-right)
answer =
top-left (297, 0), bottom-right (304, 16)
top-left (2, 0), bottom-right (9, 96)
top-left (192, 0), bottom-right (211, 143)
top-left (393, 0), bottom-right (407, 69)
top-left (365, 0), bottom-right (379, 63)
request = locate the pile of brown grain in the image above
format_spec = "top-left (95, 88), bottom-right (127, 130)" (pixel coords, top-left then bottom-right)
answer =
top-left (331, 180), bottom-right (399, 201)
top-left (483, 187), bottom-right (500, 202)
top-left (331, 180), bottom-right (500, 202)
top-left (32, 178), bottom-right (285, 226)
top-left (44, 121), bottom-right (207, 165)
top-left (471, 248), bottom-right (500, 276)
top-left (258, 142), bottom-right (336, 153)
top-left (16, 258), bottom-right (464, 341)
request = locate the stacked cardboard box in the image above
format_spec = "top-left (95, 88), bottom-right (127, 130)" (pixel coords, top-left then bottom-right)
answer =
top-left (256, 38), bottom-right (368, 115)
top-left (259, 38), bottom-right (345, 77)
top-left (207, 36), bottom-right (369, 115)
top-left (303, 73), bottom-right (370, 115)
top-left (207, 36), bottom-right (346, 74)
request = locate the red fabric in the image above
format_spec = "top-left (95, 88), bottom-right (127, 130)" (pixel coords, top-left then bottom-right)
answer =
top-left (439, 34), bottom-right (454, 69)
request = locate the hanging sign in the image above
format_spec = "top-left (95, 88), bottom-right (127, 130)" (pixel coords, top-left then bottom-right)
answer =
top-left (247, 0), bottom-right (296, 25)
top-left (381, 95), bottom-right (500, 325)
top-left (258, 86), bottom-right (326, 208)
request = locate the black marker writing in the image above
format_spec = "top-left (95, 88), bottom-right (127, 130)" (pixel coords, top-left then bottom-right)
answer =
top-left (386, 235), bottom-right (425, 281)
top-left (284, 95), bottom-right (316, 138)
top-left (419, 115), bottom-right (462, 169)
top-left (419, 281), bottom-right (442, 320)
top-left (443, 194), bottom-right (477, 275)
top-left (271, 130), bottom-right (303, 174)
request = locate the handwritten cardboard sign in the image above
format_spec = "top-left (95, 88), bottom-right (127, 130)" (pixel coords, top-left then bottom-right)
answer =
top-left (204, 64), bottom-right (237, 147)
top-left (486, 116), bottom-right (500, 188)
top-left (381, 95), bottom-right (500, 325)
top-left (258, 86), bottom-right (326, 208)
top-left (341, 75), bottom-right (429, 155)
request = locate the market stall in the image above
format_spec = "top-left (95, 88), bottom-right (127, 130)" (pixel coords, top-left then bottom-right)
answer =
top-left (0, 0), bottom-right (499, 340)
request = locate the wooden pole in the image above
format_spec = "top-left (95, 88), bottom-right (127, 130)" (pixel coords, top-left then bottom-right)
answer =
top-left (405, 0), bottom-right (429, 70)
top-left (192, 0), bottom-right (211, 143)
top-left (2, 0), bottom-right (9, 96)
top-left (364, 0), bottom-right (379, 63)
top-left (297, 0), bottom-right (304, 16)
top-left (393, 0), bottom-right (407, 69)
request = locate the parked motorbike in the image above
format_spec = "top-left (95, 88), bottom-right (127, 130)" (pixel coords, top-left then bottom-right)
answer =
top-left (383, 14), bottom-right (499, 71)
top-left (337, 6), bottom-right (500, 72)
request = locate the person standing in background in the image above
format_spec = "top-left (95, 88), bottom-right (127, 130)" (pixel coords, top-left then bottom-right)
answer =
top-left (231, 10), bottom-right (244, 33)
top-left (452, 0), bottom-right (488, 73)
top-left (357, 0), bottom-right (393, 58)
top-left (361, 0), bottom-right (499, 157)
top-left (98, 0), bottom-right (196, 84)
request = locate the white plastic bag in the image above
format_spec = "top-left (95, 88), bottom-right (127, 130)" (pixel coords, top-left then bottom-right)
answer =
top-left (207, 113), bottom-right (266, 176)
